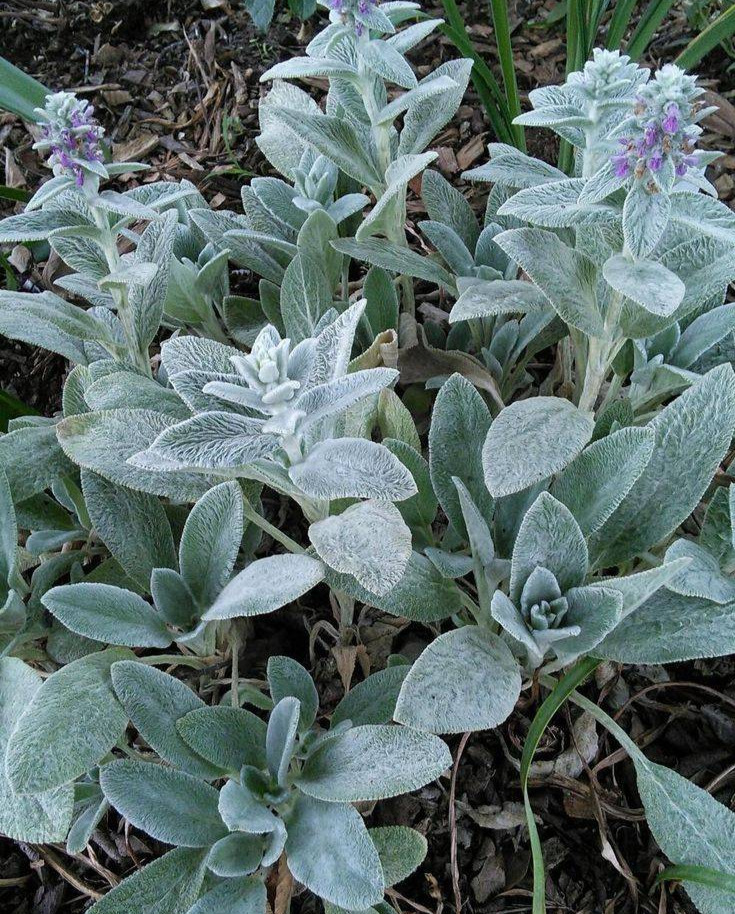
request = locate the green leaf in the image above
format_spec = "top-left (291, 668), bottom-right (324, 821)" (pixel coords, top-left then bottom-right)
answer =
top-left (588, 365), bottom-right (735, 568)
top-left (111, 661), bottom-right (222, 779)
top-left (622, 182), bottom-right (670, 258)
top-left (550, 427), bottom-right (655, 536)
top-left (394, 626), bottom-right (521, 733)
top-left (429, 373), bottom-right (493, 538)
top-left (298, 724), bottom-right (449, 802)
top-left (0, 56), bottom-right (48, 120)
top-left (364, 266), bottom-right (399, 335)
top-left (510, 492), bottom-right (588, 601)
top-left (267, 656), bottom-right (318, 732)
top-left (82, 471), bottom-right (177, 590)
top-left (177, 706), bottom-right (267, 773)
top-left (267, 696), bottom-right (301, 787)
top-left (383, 439), bottom-right (437, 536)
top-left (42, 583), bottom-right (172, 648)
top-left (0, 658), bottom-right (73, 842)
top-left (206, 834), bottom-right (264, 878)
top-left (370, 826), bottom-right (428, 888)
top-left (284, 794), bottom-right (384, 909)
top-left (100, 760), bottom-right (226, 847)
top-left (603, 254), bottom-right (685, 317)
top-left (483, 398), bottom-right (594, 498)
top-left (280, 253), bottom-right (332, 343)
top-left (330, 238), bottom-right (455, 291)
top-left (331, 666), bottom-right (409, 728)
top-left (187, 876), bottom-right (266, 914)
top-left (179, 481), bottom-right (244, 606)
top-left (6, 648), bottom-right (130, 794)
top-left (203, 554), bottom-right (325, 620)
top-left (87, 847), bottom-right (208, 914)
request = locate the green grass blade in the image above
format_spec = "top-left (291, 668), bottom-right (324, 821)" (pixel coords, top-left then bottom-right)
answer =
top-left (0, 389), bottom-right (38, 432)
top-left (625, 0), bottom-right (676, 60)
top-left (0, 185), bottom-right (31, 204)
top-left (655, 864), bottom-right (735, 893)
top-left (675, 6), bottom-right (735, 69)
top-left (0, 56), bottom-right (49, 122)
top-left (558, 0), bottom-right (586, 173)
top-left (520, 657), bottom-right (601, 914)
top-left (605, 0), bottom-right (638, 50)
top-left (489, 0), bottom-right (526, 149)
top-left (587, 0), bottom-right (612, 53)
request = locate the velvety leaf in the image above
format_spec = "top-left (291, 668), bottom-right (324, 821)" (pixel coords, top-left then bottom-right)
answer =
top-left (603, 254), bottom-right (684, 317)
top-left (370, 826), bottom-right (428, 888)
top-left (187, 875), bottom-right (266, 914)
top-left (267, 656), bottom-right (318, 731)
top-left (177, 707), bottom-right (267, 773)
top-left (331, 666), bottom-right (409, 727)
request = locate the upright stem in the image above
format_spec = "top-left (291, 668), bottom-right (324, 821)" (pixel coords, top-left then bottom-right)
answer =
top-left (240, 497), bottom-right (305, 554)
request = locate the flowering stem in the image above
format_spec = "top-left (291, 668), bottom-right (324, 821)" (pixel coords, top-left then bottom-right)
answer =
top-left (240, 496), bottom-right (305, 554)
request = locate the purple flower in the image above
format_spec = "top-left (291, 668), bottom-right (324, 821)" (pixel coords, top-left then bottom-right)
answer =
top-left (675, 161), bottom-right (687, 177)
top-left (643, 123), bottom-right (658, 147)
top-left (662, 102), bottom-right (680, 135)
top-left (611, 153), bottom-right (630, 178)
top-left (647, 154), bottom-right (663, 172)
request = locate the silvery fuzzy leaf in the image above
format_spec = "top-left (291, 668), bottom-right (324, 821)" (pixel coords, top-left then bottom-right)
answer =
top-left (223, 229), bottom-right (296, 259)
top-left (179, 481), bottom-right (244, 607)
top-left (268, 656), bottom-right (318, 732)
top-left (297, 368), bottom-right (398, 432)
top-left (550, 427), bottom-right (655, 537)
top-left (219, 779), bottom-right (280, 834)
top-left (50, 232), bottom-right (109, 278)
top-left (418, 220), bottom-right (476, 276)
top-left (188, 876), bottom-right (266, 914)
top-left (376, 75), bottom-right (457, 126)
top-left (205, 836), bottom-right (264, 878)
top-left (0, 424), bottom-right (74, 502)
top-left (220, 232), bottom-right (286, 286)
top-left (111, 661), bottom-right (222, 779)
top-left (452, 478), bottom-right (494, 568)
top-left (463, 145), bottom-right (567, 189)
top-left (251, 176), bottom-right (307, 231)
top-left (483, 397), bottom-right (595, 498)
top-left (261, 56), bottom-right (358, 82)
top-left (257, 81), bottom-right (321, 181)
top-left (85, 847), bottom-right (208, 914)
top-left (670, 302), bottom-right (735, 369)
top-left (0, 658), bottom-right (74, 842)
top-left (497, 179), bottom-right (620, 228)
top-left (6, 648), bottom-right (130, 794)
top-left (331, 238), bottom-right (455, 291)
top-left (510, 492), bottom-right (587, 602)
top-left (698, 486), bottom-right (734, 564)
top-left (429, 373), bottom-right (493, 539)
top-left (55, 272), bottom-right (115, 309)
top-left (387, 17), bottom-right (442, 51)
top-left (161, 335), bottom-right (241, 378)
top-left (669, 191), bottom-right (735, 244)
top-left (100, 760), bottom-right (226, 847)
top-left (370, 826), bottom-right (427, 887)
top-left (146, 412), bottom-right (278, 471)
top-left (280, 253), bottom-right (332, 344)
top-left (399, 59), bottom-right (473, 156)
top-left (622, 182), bottom-right (670, 258)
top-left (309, 500), bottom-right (411, 594)
top-left (290, 438), bottom-right (417, 501)
top-left (56, 409), bottom-right (214, 501)
top-left (203, 554), bottom-right (326, 620)
top-left (177, 706), bottom-right (267, 774)
top-left (298, 724), bottom-right (450, 802)
top-left (601, 559), bottom-right (692, 619)
top-left (493, 228), bottom-right (604, 336)
top-left (83, 371), bottom-right (189, 419)
top-left (42, 583), bottom-right (172, 648)
top-left (596, 588), bottom-right (735, 665)
top-left (664, 538), bottom-right (735, 604)
top-left (394, 626), bottom-right (521, 733)
top-left (358, 152), bottom-right (437, 240)
top-left (266, 696), bottom-right (301, 787)
top-left (364, 266), bottom-right (400, 337)
top-left (25, 174), bottom-right (76, 211)
top-left (546, 585), bottom-right (623, 670)
top-left (271, 107), bottom-right (382, 187)
top-left (326, 193), bottom-right (370, 224)
top-left (189, 208), bottom-right (249, 249)
top-left (297, 209), bottom-right (342, 290)
top-left (589, 365), bottom-right (735, 568)
top-left (0, 468), bottom-right (16, 589)
top-left (125, 178), bottom-right (205, 212)
top-left (362, 38), bottom-right (417, 88)
top-left (0, 207), bottom-right (93, 243)
top-left (378, 390), bottom-right (421, 451)
top-left (307, 299), bottom-right (366, 388)
top-left (326, 549), bottom-right (462, 621)
top-left (0, 289), bottom-right (115, 364)
top-left (94, 190), bottom-right (158, 221)
top-left (421, 168), bottom-right (480, 251)
top-left (513, 105), bottom-right (588, 128)
top-left (578, 160), bottom-right (628, 204)
top-left (490, 589), bottom-right (540, 663)
top-left (284, 794), bottom-right (384, 910)
top-left (632, 756), bottom-right (735, 914)
top-left (449, 279), bottom-right (549, 322)
top-left (602, 254), bottom-right (684, 317)
top-left (331, 665), bottom-right (410, 727)
top-left (424, 548), bottom-right (474, 578)
top-left (242, 183), bottom-right (297, 243)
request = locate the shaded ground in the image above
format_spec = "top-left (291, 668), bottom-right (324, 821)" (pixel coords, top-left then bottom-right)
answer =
top-left (1, 1), bottom-right (735, 912)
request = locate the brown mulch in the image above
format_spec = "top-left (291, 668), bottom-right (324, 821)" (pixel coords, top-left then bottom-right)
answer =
top-left (1, 2), bottom-right (735, 913)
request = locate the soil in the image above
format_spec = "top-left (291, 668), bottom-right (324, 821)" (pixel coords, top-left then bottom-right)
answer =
top-left (1, 1), bottom-right (735, 912)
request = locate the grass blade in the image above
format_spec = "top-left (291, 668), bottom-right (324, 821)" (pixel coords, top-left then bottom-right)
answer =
top-left (655, 864), bottom-right (735, 894)
top-left (676, 6), bottom-right (735, 69)
top-left (0, 56), bottom-right (49, 122)
top-left (0, 389), bottom-right (38, 432)
top-left (605, 0), bottom-right (638, 51)
top-left (489, 0), bottom-right (526, 149)
top-left (558, 0), bottom-right (586, 173)
top-left (626, 0), bottom-right (676, 60)
top-left (520, 657), bottom-right (601, 914)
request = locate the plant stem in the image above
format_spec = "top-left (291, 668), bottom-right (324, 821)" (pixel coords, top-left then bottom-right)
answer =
top-left (240, 497), bottom-right (304, 554)
top-left (230, 625), bottom-right (240, 708)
